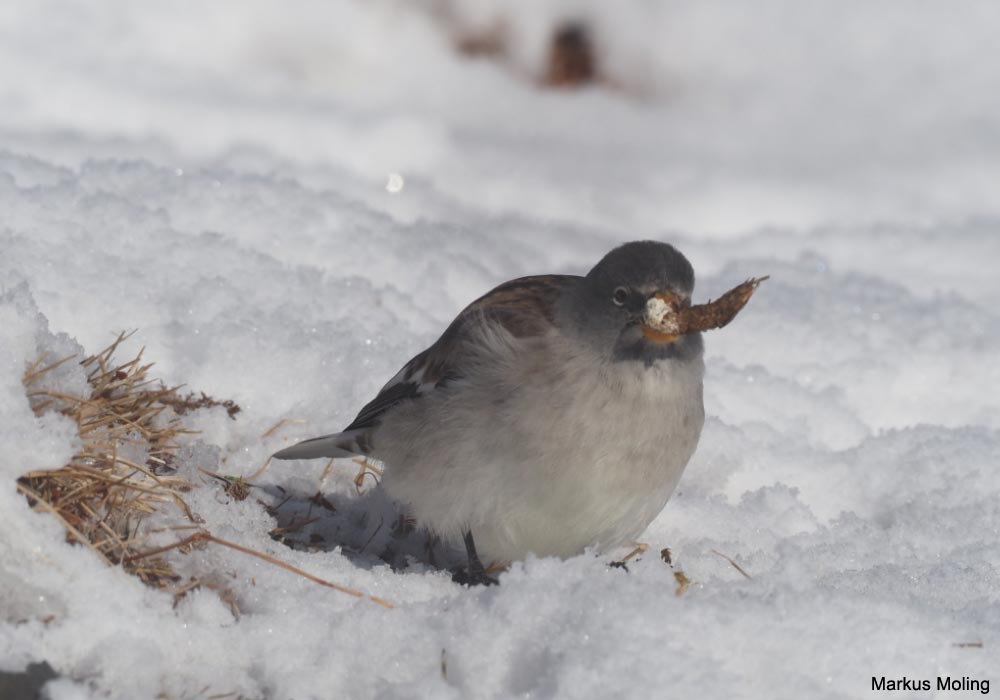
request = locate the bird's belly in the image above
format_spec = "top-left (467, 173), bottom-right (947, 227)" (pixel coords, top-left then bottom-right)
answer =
top-left (491, 365), bottom-right (704, 560)
top-left (377, 354), bottom-right (705, 564)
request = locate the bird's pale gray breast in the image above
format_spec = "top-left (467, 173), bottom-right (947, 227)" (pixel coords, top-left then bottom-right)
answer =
top-left (373, 329), bottom-right (705, 561)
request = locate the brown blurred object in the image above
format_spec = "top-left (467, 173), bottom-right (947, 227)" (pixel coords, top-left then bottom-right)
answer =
top-left (435, 0), bottom-right (606, 92)
top-left (544, 22), bottom-right (596, 88)
top-left (455, 21), bottom-right (507, 59)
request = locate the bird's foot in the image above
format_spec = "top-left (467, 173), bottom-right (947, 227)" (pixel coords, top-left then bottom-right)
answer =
top-left (451, 567), bottom-right (499, 587)
top-left (453, 529), bottom-right (499, 586)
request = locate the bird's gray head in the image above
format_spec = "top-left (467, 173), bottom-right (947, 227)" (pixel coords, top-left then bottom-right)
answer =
top-left (557, 241), bottom-right (704, 364)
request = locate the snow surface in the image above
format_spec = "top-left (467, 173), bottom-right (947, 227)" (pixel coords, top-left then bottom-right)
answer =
top-left (2, 1), bottom-right (999, 698)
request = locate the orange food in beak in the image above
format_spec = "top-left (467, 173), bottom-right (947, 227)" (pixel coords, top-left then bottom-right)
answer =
top-left (640, 276), bottom-right (768, 343)
top-left (640, 326), bottom-right (680, 343)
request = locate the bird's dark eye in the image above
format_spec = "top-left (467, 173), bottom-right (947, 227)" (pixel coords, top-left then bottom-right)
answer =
top-left (612, 287), bottom-right (629, 306)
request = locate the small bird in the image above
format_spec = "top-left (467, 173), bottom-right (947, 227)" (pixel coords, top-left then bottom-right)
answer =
top-left (274, 241), bottom-right (705, 584)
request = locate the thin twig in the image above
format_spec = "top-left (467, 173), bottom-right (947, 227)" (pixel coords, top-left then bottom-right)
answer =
top-left (710, 549), bottom-right (752, 579)
top-left (261, 418), bottom-right (306, 439)
top-left (247, 456), bottom-right (273, 482)
top-left (126, 532), bottom-right (395, 609)
top-left (123, 532), bottom-right (208, 562)
top-left (23, 353), bottom-right (78, 384)
top-left (204, 533), bottom-right (394, 609)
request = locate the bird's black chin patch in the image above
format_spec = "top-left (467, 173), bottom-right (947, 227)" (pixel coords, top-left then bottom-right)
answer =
top-left (613, 327), bottom-right (703, 365)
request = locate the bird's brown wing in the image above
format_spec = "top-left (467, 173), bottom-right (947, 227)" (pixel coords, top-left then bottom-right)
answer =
top-left (272, 274), bottom-right (576, 460)
top-left (342, 274), bottom-right (576, 432)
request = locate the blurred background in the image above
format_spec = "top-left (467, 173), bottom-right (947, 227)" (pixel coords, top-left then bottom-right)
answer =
top-left (3, 0), bottom-right (998, 241)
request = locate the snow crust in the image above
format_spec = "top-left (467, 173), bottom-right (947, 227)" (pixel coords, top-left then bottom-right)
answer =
top-left (1, 1), bottom-right (999, 698)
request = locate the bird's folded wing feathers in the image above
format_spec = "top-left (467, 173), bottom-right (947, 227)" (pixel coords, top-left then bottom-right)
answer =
top-left (343, 274), bottom-right (574, 432)
top-left (271, 430), bottom-right (366, 460)
top-left (272, 274), bottom-right (576, 459)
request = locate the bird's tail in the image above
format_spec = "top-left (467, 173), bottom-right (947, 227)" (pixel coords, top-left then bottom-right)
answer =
top-left (272, 429), bottom-right (369, 460)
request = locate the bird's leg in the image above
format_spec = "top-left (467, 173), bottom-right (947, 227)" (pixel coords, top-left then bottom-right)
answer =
top-left (452, 530), bottom-right (499, 586)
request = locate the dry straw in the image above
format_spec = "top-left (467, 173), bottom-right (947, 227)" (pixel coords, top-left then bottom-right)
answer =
top-left (18, 332), bottom-right (392, 609)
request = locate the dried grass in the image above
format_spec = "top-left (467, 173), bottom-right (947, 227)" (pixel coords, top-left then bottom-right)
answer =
top-left (18, 332), bottom-right (393, 609)
top-left (18, 332), bottom-right (196, 587)
top-left (659, 547), bottom-right (693, 596)
top-left (162, 390), bottom-right (241, 420)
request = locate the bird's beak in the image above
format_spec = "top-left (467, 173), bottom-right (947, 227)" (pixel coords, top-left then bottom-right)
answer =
top-left (641, 291), bottom-right (684, 343)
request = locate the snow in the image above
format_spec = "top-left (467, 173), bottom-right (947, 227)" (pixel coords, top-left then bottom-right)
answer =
top-left (2, 1), bottom-right (999, 698)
